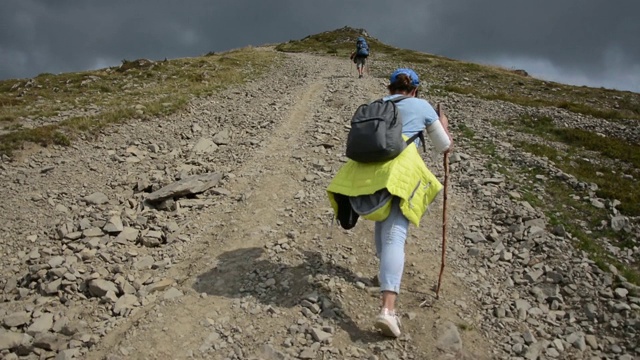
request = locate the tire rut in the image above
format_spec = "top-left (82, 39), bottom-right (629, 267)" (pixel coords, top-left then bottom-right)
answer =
top-left (87, 56), bottom-right (330, 359)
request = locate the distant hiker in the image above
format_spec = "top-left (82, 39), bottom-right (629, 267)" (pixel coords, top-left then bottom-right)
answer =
top-left (350, 36), bottom-right (369, 78)
top-left (327, 68), bottom-right (453, 338)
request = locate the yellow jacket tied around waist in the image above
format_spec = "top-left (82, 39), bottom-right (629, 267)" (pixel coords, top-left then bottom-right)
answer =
top-left (327, 142), bottom-right (443, 227)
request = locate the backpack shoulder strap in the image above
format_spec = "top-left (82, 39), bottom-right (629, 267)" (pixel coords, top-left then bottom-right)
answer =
top-left (388, 95), bottom-right (409, 103)
top-left (386, 96), bottom-right (427, 152)
top-left (405, 131), bottom-right (427, 152)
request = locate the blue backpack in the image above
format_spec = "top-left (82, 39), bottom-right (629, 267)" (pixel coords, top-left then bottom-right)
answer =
top-left (356, 38), bottom-right (369, 57)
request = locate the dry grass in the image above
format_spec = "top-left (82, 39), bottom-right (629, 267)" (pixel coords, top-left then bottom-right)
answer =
top-left (0, 48), bottom-right (280, 156)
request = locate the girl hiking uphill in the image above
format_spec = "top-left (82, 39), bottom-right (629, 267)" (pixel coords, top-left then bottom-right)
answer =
top-left (327, 69), bottom-right (453, 337)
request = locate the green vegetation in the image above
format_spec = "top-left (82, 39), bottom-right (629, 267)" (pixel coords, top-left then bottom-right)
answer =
top-left (491, 113), bottom-right (640, 284)
top-left (502, 114), bottom-right (640, 216)
top-left (540, 178), bottom-right (638, 284)
top-left (516, 141), bottom-right (639, 216)
top-left (437, 86), bottom-right (637, 121)
top-left (0, 48), bottom-right (279, 156)
top-left (277, 27), bottom-right (402, 60)
top-left (460, 113), bottom-right (639, 284)
top-left (483, 149), bottom-right (639, 285)
top-left (513, 115), bottom-right (640, 169)
top-left (454, 123), bottom-right (502, 160)
top-left (456, 123), bottom-right (476, 139)
top-left (457, 322), bottom-right (474, 331)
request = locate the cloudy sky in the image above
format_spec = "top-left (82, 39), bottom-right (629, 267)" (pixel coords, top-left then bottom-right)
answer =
top-left (1, 0), bottom-right (638, 92)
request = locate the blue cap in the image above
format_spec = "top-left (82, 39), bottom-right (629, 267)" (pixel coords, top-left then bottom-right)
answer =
top-left (390, 68), bottom-right (420, 87)
top-left (357, 37), bottom-right (365, 42)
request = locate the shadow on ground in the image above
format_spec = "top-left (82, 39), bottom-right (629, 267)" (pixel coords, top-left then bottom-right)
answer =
top-left (193, 247), bottom-right (388, 344)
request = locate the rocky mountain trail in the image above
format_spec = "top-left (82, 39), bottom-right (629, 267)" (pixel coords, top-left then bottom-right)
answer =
top-left (82, 53), bottom-right (491, 360)
top-left (0, 49), bottom-right (638, 360)
top-left (438, 94), bottom-right (640, 359)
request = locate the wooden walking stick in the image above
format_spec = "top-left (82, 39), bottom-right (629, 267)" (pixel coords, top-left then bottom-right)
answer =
top-left (435, 103), bottom-right (450, 300)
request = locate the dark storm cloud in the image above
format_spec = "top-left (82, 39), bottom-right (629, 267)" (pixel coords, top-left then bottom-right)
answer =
top-left (404, 0), bottom-right (640, 91)
top-left (1, 0), bottom-right (638, 91)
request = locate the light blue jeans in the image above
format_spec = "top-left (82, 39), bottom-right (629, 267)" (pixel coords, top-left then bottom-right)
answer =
top-left (374, 197), bottom-right (409, 294)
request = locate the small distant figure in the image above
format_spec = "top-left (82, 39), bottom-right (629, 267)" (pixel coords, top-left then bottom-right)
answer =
top-left (350, 37), bottom-right (369, 78)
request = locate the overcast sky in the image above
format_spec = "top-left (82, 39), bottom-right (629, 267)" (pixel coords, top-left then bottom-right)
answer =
top-left (1, 0), bottom-right (638, 92)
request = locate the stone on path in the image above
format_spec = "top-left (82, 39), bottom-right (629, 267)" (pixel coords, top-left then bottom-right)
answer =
top-left (26, 313), bottom-right (54, 335)
top-left (88, 279), bottom-right (119, 297)
top-left (84, 192), bottom-right (109, 205)
top-left (145, 173), bottom-right (222, 203)
top-left (191, 138), bottom-right (218, 154)
top-left (436, 321), bottom-right (462, 353)
top-left (0, 330), bottom-right (30, 351)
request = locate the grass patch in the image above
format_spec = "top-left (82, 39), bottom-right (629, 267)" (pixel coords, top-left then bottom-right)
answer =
top-left (498, 110), bottom-right (639, 282)
top-left (454, 124), bottom-right (501, 160)
top-left (486, 151), bottom-right (639, 285)
top-left (276, 26), bottom-right (446, 65)
top-left (440, 86), bottom-right (637, 121)
top-left (515, 142), bottom-right (559, 160)
top-left (517, 141), bottom-right (639, 216)
top-left (520, 188), bottom-right (544, 208)
top-left (456, 123), bottom-right (476, 139)
top-left (479, 141), bottom-right (497, 157)
top-left (542, 180), bottom-right (638, 284)
top-left (511, 114), bottom-right (639, 214)
top-left (554, 129), bottom-right (640, 169)
top-left (276, 28), bottom-right (360, 57)
top-left (557, 101), bottom-right (626, 120)
top-left (515, 115), bottom-right (640, 168)
top-left (485, 115), bottom-right (639, 282)
top-left (0, 48), bottom-right (279, 156)
top-left (1, 114), bottom-right (16, 122)
top-left (0, 126), bottom-right (71, 155)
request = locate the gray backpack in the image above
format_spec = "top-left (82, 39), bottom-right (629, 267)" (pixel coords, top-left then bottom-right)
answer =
top-left (346, 96), bottom-right (424, 163)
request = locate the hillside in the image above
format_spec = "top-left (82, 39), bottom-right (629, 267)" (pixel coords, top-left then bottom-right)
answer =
top-left (0, 27), bottom-right (638, 360)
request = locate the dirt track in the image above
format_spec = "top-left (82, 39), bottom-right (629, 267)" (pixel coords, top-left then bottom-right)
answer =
top-left (80, 52), bottom-right (489, 359)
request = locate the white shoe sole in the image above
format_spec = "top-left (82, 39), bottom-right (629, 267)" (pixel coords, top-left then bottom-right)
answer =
top-left (375, 318), bottom-right (400, 338)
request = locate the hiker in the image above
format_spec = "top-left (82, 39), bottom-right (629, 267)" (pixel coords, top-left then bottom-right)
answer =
top-left (327, 68), bottom-right (453, 337)
top-left (350, 36), bottom-right (369, 78)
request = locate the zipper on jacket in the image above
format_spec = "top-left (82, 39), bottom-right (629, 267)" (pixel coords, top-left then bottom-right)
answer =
top-left (408, 180), bottom-right (421, 209)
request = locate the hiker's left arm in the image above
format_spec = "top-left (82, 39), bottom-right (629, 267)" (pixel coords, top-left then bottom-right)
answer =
top-left (440, 114), bottom-right (454, 153)
top-left (426, 104), bottom-right (453, 153)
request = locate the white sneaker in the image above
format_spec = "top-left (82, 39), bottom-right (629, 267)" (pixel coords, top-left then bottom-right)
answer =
top-left (375, 308), bottom-right (401, 337)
